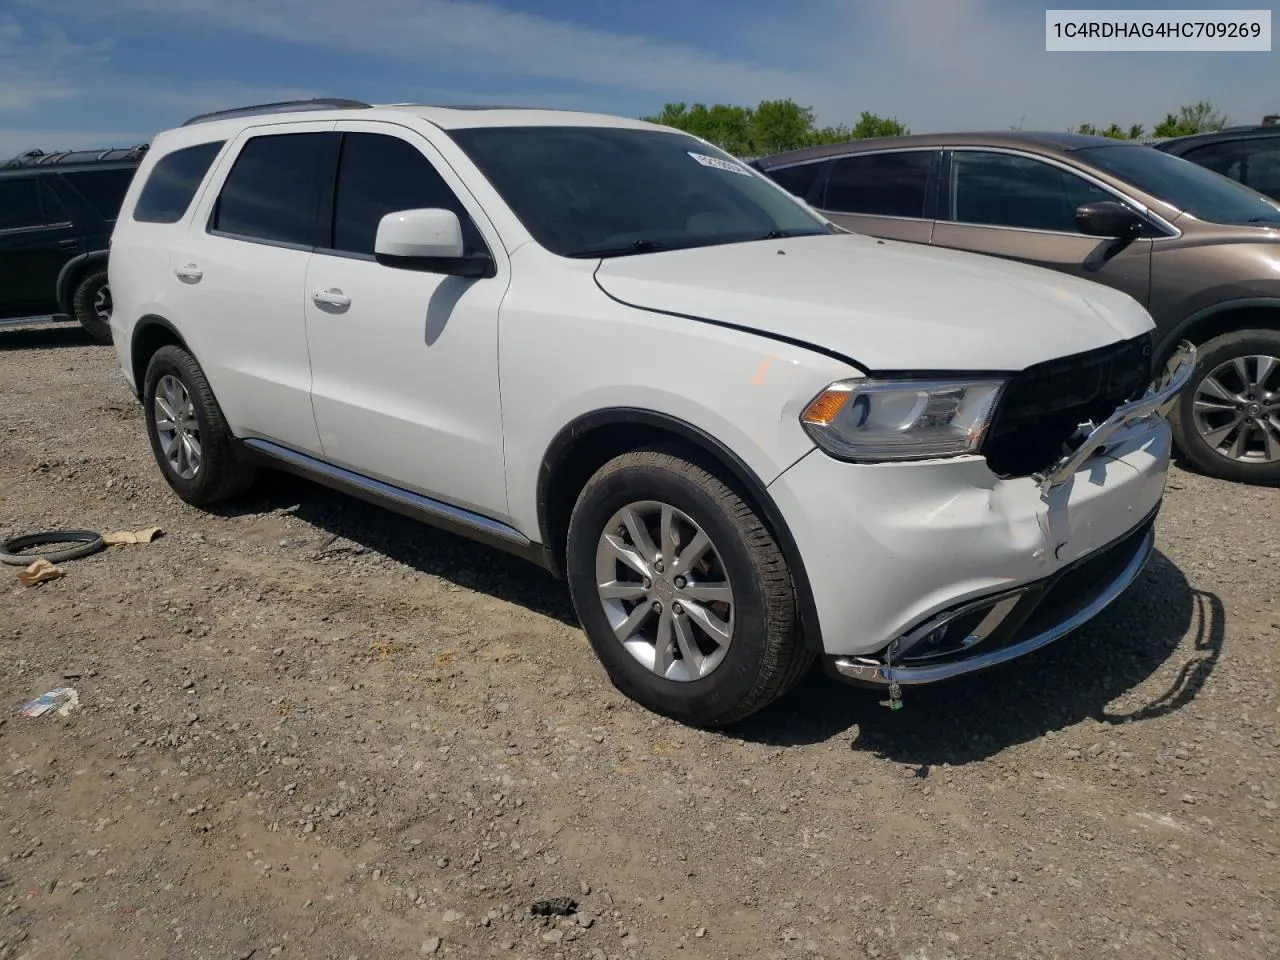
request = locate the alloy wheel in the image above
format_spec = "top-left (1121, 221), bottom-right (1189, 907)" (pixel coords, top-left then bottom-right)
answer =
top-left (594, 500), bottom-right (735, 682)
top-left (93, 285), bottom-right (112, 322)
top-left (1191, 355), bottom-right (1280, 463)
top-left (154, 374), bottom-right (202, 480)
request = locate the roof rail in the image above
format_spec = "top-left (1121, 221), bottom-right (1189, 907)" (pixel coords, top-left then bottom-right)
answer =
top-left (181, 98), bottom-right (373, 127)
top-left (2, 143), bottom-right (150, 169)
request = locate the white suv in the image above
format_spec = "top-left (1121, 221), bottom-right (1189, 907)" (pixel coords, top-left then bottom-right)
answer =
top-left (108, 99), bottom-right (1194, 727)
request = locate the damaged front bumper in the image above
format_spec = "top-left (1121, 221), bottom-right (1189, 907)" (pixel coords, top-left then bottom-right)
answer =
top-left (829, 341), bottom-right (1196, 688)
top-left (830, 509), bottom-right (1155, 686)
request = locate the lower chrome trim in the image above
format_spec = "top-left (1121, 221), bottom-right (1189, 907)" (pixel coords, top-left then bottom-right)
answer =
top-left (241, 439), bottom-right (547, 566)
top-left (832, 525), bottom-right (1155, 686)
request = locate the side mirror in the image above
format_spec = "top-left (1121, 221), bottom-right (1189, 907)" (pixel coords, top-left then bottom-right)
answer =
top-left (1075, 201), bottom-right (1145, 240)
top-left (374, 208), bottom-right (493, 278)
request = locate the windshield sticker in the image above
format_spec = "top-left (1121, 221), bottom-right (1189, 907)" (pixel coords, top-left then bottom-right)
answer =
top-left (688, 152), bottom-right (753, 176)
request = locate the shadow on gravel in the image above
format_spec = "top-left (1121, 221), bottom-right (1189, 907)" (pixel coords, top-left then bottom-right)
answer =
top-left (211, 473), bottom-right (580, 626)
top-left (0, 323), bottom-right (94, 351)
top-left (729, 550), bottom-right (1225, 762)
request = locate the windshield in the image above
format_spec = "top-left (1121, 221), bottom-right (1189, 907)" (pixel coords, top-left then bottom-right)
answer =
top-left (448, 125), bottom-right (831, 258)
top-left (1076, 144), bottom-right (1280, 227)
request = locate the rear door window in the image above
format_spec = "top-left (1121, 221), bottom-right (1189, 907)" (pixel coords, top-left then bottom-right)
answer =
top-left (60, 168), bottom-right (137, 220)
top-left (763, 160), bottom-right (830, 205)
top-left (822, 152), bottom-right (935, 218)
top-left (0, 179), bottom-right (45, 230)
top-left (134, 141), bottom-right (225, 224)
top-left (210, 132), bottom-right (336, 247)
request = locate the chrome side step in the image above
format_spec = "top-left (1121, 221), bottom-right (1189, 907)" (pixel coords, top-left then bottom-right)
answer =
top-left (242, 438), bottom-right (549, 568)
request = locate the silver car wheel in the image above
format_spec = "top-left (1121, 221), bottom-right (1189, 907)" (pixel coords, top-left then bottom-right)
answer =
top-left (594, 500), bottom-right (735, 682)
top-left (93, 284), bottom-right (112, 322)
top-left (1192, 354), bottom-right (1280, 464)
top-left (154, 374), bottom-right (202, 480)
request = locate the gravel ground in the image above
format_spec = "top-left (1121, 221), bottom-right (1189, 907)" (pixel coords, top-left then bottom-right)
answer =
top-left (1, 322), bottom-right (1278, 960)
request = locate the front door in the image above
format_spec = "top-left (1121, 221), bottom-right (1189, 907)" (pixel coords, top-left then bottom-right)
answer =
top-left (930, 149), bottom-right (1153, 308)
top-left (303, 123), bottom-right (510, 520)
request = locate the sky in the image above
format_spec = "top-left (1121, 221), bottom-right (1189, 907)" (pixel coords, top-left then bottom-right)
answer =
top-left (2, 0), bottom-right (1275, 159)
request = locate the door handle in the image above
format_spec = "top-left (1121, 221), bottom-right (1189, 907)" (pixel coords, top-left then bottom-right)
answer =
top-left (311, 287), bottom-right (351, 309)
top-left (174, 264), bottom-right (203, 282)
top-left (58, 238), bottom-right (79, 248)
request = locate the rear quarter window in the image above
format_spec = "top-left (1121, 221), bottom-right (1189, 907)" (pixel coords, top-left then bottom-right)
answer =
top-left (60, 168), bottom-right (137, 221)
top-left (133, 141), bottom-right (225, 224)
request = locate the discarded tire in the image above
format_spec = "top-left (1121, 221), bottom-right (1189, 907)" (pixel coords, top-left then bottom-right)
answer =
top-left (0, 530), bottom-right (105, 566)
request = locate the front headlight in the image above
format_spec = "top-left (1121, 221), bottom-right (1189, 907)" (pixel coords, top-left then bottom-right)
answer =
top-left (800, 378), bottom-right (1007, 461)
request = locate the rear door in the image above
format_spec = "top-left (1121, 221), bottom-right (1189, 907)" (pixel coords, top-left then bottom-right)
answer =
top-left (0, 176), bottom-right (80, 319)
top-left (813, 150), bottom-right (940, 244)
top-left (930, 148), bottom-right (1154, 307)
top-left (164, 121), bottom-right (337, 453)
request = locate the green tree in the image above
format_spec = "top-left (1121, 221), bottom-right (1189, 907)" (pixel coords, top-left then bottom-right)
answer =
top-left (641, 99), bottom-right (908, 155)
top-left (849, 111), bottom-right (909, 139)
top-left (1153, 100), bottom-right (1230, 137)
top-left (750, 99), bottom-right (820, 155)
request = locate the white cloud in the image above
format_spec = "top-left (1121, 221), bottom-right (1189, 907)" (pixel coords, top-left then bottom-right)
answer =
top-left (0, 14), bottom-right (109, 110)
top-left (38, 0), bottom-right (821, 105)
top-left (3, 0), bottom-right (1273, 140)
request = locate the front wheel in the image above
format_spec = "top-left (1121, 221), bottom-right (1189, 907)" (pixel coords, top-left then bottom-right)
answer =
top-left (1170, 329), bottom-right (1280, 485)
top-left (565, 446), bottom-right (812, 727)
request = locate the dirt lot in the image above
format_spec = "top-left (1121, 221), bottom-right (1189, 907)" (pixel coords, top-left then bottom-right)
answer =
top-left (1, 322), bottom-right (1278, 960)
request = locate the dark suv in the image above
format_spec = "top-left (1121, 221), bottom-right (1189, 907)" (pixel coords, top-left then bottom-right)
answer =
top-left (1156, 121), bottom-right (1280, 202)
top-left (0, 144), bottom-right (148, 343)
top-left (751, 132), bottom-right (1280, 485)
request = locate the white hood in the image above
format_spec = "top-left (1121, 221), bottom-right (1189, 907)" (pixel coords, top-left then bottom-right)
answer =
top-left (593, 233), bottom-right (1155, 372)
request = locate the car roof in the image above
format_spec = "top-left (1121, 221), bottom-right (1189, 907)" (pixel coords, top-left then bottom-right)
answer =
top-left (753, 130), bottom-right (1144, 167)
top-left (1154, 125), bottom-right (1280, 155)
top-left (163, 99), bottom-right (665, 142)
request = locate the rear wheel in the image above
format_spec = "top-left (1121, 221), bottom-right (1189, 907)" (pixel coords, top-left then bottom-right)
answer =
top-left (142, 345), bottom-right (257, 505)
top-left (71, 270), bottom-right (112, 344)
top-left (1171, 329), bottom-right (1280, 485)
top-left (565, 446), bottom-right (812, 727)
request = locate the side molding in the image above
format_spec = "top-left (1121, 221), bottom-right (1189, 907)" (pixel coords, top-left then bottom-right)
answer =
top-left (242, 439), bottom-right (554, 570)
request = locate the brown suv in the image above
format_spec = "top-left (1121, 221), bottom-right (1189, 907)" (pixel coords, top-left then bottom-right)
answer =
top-left (750, 132), bottom-right (1280, 484)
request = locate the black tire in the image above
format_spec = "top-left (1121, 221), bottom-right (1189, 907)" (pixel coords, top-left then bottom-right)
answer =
top-left (565, 446), bottom-right (812, 728)
top-left (71, 270), bottom-right (113, 344)
top-left (1170, 329), bottom-right (1280, 485)
top-left (0, 530), bottom-right (105, 566)
top-left (142, 345), bottom-right (257, 505)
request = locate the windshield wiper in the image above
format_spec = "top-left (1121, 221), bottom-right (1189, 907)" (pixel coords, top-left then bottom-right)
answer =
top-left (568, 239), bottom-right (666, 259)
